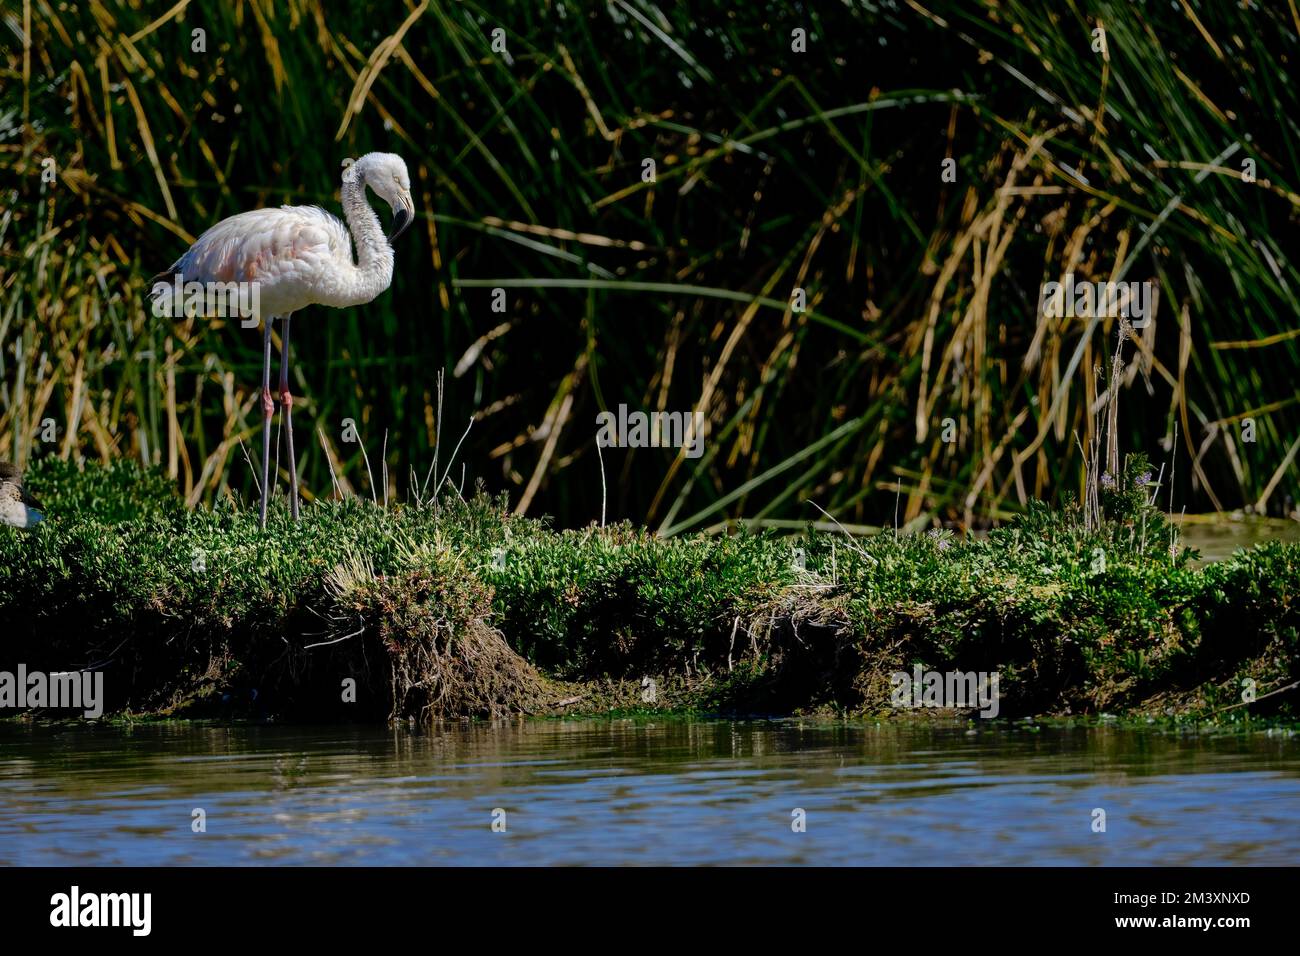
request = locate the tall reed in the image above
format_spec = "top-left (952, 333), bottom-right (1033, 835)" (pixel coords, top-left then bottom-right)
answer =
top-left (2, 0), bottom-right (1296, 530)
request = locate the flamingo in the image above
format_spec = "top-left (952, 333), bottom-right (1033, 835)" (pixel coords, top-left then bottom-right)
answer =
top-left (152, 152), bottom-right (415, 527)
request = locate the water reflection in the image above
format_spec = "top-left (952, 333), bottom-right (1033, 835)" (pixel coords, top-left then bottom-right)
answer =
top-left (1175, 515), bottom-right (1300, 563)
top-left (2, 720), bottom-right (1297, 865)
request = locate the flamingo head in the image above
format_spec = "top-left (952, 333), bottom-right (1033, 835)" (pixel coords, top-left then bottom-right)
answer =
top-left (342, 152), bottom-right (416, 242)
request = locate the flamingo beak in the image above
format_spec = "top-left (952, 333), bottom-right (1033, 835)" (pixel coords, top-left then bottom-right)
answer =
top-left (389, 194), bottom-right (414, 242)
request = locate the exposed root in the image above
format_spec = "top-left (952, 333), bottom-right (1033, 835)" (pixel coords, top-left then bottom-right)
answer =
top-left (326, 564), bottom-right (552, 720)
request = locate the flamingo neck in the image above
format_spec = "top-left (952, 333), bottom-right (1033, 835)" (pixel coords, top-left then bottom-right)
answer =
top-left (341, 174), bottom-right (394, 303)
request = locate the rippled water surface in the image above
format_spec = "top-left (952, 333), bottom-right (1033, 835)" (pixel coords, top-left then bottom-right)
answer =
top-left (2, 720), bottom-right (1298, 865)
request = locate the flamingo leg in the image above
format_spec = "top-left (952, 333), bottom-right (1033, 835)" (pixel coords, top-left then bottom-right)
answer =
top-left (259, 316), bottom-right (276, 529)
top-left (279, 313), bottom-right (300, 521)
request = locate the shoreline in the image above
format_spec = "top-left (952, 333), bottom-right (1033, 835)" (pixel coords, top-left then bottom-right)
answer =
top-left (2, 459), bottom-right (1298, 726)
top-left (5, 711), bottom-right (1298, 736)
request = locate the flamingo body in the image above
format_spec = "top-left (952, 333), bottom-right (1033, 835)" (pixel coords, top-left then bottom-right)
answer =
top-left (167, 207), bottom-right (352, 313)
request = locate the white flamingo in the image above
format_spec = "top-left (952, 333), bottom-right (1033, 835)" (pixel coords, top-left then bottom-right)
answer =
top-left (153, 152), bottom-right (415, 527)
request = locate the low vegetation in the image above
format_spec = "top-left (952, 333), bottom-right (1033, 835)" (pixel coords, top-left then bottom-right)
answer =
top-left (2, 458), bottom-right (1296, 724)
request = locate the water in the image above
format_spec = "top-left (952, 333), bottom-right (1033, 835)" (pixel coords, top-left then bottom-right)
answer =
top-left (1176, 516), bottom-right (1300, 563)
top-left (2, 720), bottom-right (1298, 866)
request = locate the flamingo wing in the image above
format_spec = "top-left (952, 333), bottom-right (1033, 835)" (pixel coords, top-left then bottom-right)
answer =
top-left (160, 206), bottom-right (348, 286)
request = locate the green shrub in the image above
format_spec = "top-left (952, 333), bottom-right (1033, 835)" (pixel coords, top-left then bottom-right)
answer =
top-left (2, 462), bottom-right (1297, 720)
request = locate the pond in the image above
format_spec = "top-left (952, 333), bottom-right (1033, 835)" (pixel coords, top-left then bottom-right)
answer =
top-left (1175, 514), bottom-right (1300, 563)
top-left (2, 720), bottom-right (1297, 865)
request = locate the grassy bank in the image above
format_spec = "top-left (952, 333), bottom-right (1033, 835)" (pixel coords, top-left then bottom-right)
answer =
top-left (2, 459), bottom-right (1297, 724)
